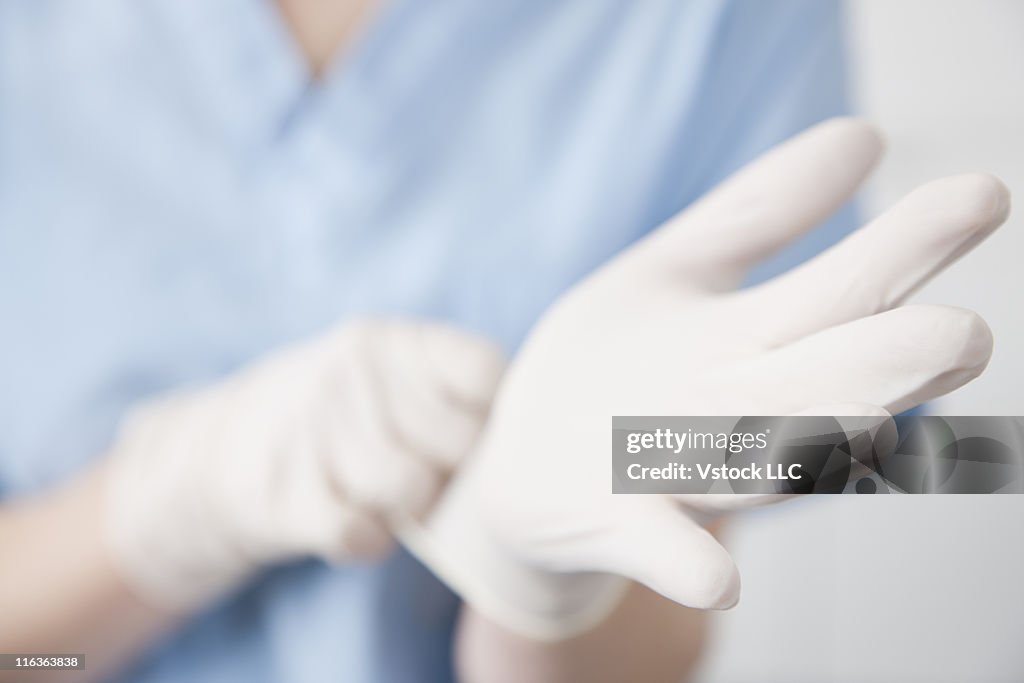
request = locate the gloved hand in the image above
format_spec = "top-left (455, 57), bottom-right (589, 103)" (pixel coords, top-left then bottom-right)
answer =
top-left (399, 118), bottom-right (1011, 640)
top-left (101, 320), bottom-right (505, 611)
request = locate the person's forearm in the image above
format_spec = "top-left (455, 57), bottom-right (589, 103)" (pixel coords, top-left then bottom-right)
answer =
top-left (455, 581), bottom-right (709, 683)
top-left (0, 463), bottom-right (180, 683)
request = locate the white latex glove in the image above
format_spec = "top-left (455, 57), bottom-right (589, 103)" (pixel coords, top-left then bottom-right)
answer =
top-left (102, 319), bottom-right (505, 611)
top-left (400, 118), bottom-right (1011, 640)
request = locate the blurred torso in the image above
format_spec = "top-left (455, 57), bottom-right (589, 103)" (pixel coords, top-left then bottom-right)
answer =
top-left (0, 1), bottom-right (850, 680)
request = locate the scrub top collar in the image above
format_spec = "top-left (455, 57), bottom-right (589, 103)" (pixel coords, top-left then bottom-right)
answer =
top-left (146, 0), bottom-right (306, 150)
top-left (144, 0), bottom-right (472, 161)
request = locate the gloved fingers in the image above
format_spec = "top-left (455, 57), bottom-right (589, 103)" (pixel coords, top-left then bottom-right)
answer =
top-left (413, 321), bottom-right (507, 410)
top-left (741, 173), bottom-right (1010, 347)
top-left (297, 352), bottom-right (447, 521)
top-left (615, 118), bottom-right (882, 290)
top-left (733, 305), bottom-right (993, 416)
top-left (254, 339), bottom-right (455, 557)
top-left (340, 320), bottom-right (505, 471)
top-left (327, 426), bottom-right (449, 521)
top-left (595, 497), bottom-right (740, 610)
top-left (226, 409), bottom-right (398, 561)
top-left (673, 404), bottom-right (891, 513)
top-left (399, 322), bottom-right (506, 468)
top-left (790, 403), bottom-right (897, 481)
top-left (280, 482), bottom-right (395, 562)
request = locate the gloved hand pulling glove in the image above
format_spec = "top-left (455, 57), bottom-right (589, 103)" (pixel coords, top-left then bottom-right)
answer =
top-left (102, 320), bottom-right (505, 611)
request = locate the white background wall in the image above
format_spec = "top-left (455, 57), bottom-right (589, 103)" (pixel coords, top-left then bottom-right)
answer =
top-left (697, 2), bottom-right (1024, 681)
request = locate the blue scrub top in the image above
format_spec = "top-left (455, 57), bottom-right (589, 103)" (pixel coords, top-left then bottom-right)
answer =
top-left (0, 1), bottom-right (857, 680)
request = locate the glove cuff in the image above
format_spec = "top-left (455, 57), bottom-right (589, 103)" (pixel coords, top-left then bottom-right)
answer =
top-left (396, 474), bottom-right (630, 641)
